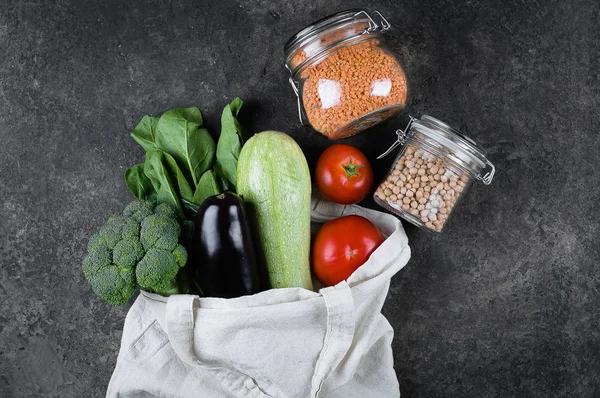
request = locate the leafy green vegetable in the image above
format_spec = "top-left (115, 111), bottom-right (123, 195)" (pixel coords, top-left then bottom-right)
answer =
top-left (155, 107), bottom-right (215, 187)
top-left (193, 170), bottom-right (221, 205)
top-left (130, 115), bottom-right (159, 150)
top-left (82, 199), bottom-right (188, 306)
top-left (163, 152), bottom-right (194, 203)
top-left (143, 149), bottom-right (181, 211)
top-left (125, 164), bottom-right (155, 199)
top-left (215, 98), bottom-right (245, 190)
top-left (125, 101), bottom-right (250, 215)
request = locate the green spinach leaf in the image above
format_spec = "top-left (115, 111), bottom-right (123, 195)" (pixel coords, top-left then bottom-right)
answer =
top-left (192, 170), bottom-right (221, 205)
top-left (215, 98), bottom-right (245, 190)
top-left (154, 107), bottom-right (215, 187)
top-left (143, 149), bottom-right (181, 210)
top-left (130, 115), bottom-right (159, 150)
top-left (124, 164), bottom-right (155, 199)
top-left (162, 152), bottom-right (194, 203)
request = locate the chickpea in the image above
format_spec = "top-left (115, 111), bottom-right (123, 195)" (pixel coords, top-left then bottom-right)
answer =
top-left (378, 148), bottom-right (472, 232)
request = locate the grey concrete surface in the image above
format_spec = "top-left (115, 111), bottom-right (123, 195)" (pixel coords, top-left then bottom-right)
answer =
top-left (1, 0), bottom-right (599, 397)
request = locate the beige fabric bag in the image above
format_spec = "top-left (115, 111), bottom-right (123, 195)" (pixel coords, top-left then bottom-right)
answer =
top-left (107, 197), bottom-right (411, 397)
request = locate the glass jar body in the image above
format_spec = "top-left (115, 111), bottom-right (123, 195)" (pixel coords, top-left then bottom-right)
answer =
top-left (374, 135), bottom-right (475, 232)
top-left (292, 37), bottom-right (408, 140)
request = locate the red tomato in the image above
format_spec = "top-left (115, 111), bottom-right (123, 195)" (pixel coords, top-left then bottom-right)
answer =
top-left (315, 144), bottom-right (373, 204)
top-left (312, 215), bottom-right (385, 286)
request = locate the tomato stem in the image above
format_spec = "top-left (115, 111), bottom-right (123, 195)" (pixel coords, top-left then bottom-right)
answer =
top-left (343, 159), bottom-right (363, 180)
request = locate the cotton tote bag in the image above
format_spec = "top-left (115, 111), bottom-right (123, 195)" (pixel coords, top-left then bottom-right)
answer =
top-left (106, 196), bottom-right (411, 398)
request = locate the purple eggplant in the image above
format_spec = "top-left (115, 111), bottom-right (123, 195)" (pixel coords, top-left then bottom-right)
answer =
top-left (192, 191), bottom-right (260, 298)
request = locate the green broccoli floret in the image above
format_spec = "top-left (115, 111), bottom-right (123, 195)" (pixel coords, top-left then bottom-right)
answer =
top-left (82, 199), bottom-right (189, 306)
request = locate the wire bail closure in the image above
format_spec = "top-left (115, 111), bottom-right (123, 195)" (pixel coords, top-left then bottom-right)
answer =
top-left (476, 160), bottom-right (495, 185)
top-left (377, 116), bottom-right (416, 159)
top-left (355, 10), bottom-right (391, 34)
top-left (288, 77), bottom-right (307, 125)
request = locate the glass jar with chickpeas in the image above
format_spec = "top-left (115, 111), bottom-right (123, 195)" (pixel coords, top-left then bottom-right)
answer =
top-left (283, 9), bottom-right (408, 140)
top-left (374, 116), bottom-right (495, 232)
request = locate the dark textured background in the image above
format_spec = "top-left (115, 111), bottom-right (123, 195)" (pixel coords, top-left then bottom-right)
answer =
top-left (1, 0), bottom-right (599, 397)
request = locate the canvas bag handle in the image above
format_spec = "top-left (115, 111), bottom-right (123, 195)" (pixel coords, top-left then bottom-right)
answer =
top-left (165, 283), bottom-right (355, 397)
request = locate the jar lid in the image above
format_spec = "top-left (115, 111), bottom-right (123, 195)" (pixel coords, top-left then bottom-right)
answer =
top-left (415, 115), bottom-right (487, 165)
top-left (378, 115), bottom-right (495, 184)
top-left (283, 9), bottom-right (390, 74)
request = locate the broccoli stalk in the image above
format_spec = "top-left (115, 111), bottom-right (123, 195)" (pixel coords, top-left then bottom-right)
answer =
top-left (82, 200), bottom-right (189, 306)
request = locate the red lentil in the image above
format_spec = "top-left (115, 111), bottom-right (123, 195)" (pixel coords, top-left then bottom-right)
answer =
top-left (297, 40), bottom-right (408, 140)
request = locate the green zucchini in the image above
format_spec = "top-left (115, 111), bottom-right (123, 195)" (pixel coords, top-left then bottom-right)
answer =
top-left (237, 131), bottom-right (313, 290)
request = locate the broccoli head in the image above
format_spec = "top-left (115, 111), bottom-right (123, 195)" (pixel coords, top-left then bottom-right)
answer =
top-left (82, 199), bottom-right (188, 305)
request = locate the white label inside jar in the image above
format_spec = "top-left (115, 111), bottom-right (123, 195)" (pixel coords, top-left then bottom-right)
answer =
top-left (370, 78), bottom-right (392, 97)
top-left (317, 79), bottom-right (342, 109)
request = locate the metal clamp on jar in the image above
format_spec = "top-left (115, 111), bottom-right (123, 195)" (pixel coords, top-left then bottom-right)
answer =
top-left (284, 9), bottom-right (408, 140)
top-left (374, 116), bottom-right (495, 232)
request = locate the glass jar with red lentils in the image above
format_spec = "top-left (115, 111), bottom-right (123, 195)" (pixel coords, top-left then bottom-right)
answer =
top-left (284, 9), bottom-right (408, 140)
top-left (374, 116), bottom-right (496, 233)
